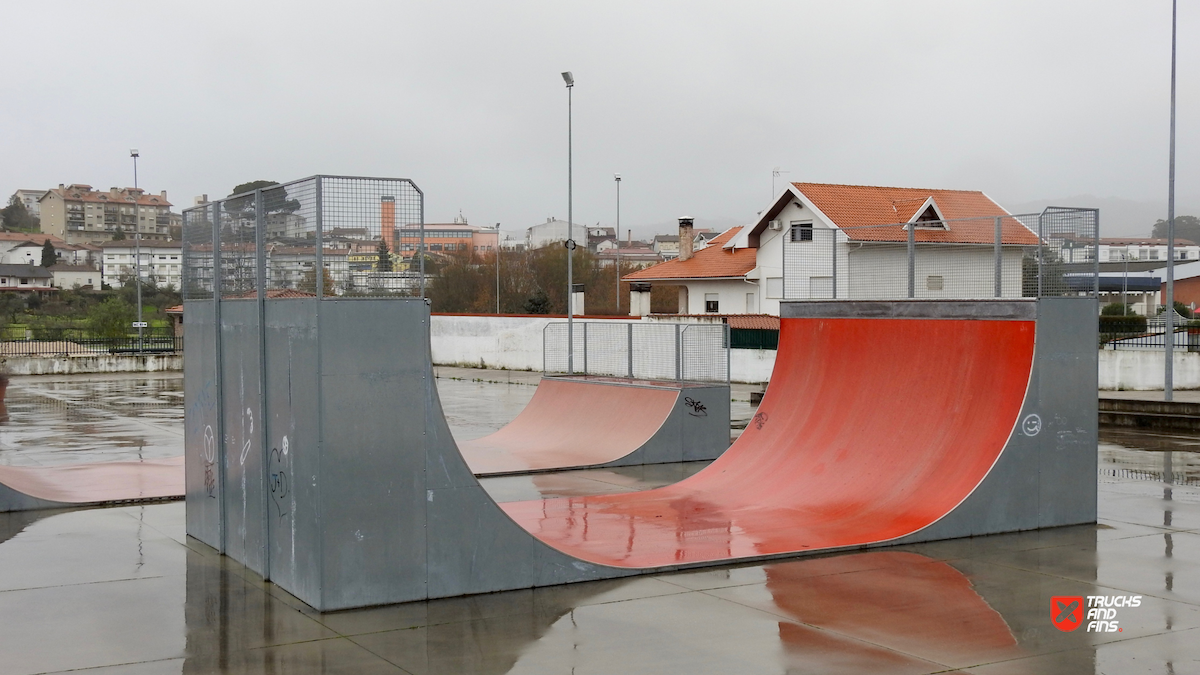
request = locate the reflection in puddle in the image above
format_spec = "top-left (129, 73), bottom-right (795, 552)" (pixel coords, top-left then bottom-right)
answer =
top-left (0, 374), bottom-right (183, 466)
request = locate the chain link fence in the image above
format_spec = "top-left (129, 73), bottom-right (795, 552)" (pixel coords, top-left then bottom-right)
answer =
top-left (543, 321), bottom-right (729, 383)
top-left (183, 176), bottom-right (425, 300)
top-left (782, 208), bottom-right (1099, 300)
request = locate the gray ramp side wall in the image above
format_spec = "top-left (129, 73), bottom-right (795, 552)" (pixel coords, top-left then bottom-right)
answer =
top-left (892, 297), bottom-right (1098, 545)
top-left (184, 300), bottom-right (221, 549)
top-left (589, 381), bottom-right (728, 468)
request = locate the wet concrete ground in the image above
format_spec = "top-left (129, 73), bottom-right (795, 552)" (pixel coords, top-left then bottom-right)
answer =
top-left (1, 371), bottom-right (1199, 673)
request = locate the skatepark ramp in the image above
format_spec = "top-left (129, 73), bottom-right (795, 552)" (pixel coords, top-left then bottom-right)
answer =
top-left (185, 294), bottom-right (1096, 611)
top-left (0, 457), bottom-right (184, 512)
top-left (458, 376), bottom-right (729, 476)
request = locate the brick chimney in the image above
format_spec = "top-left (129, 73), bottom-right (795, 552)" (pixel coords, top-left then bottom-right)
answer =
top-left (678, 217), bottom-right (695, 261)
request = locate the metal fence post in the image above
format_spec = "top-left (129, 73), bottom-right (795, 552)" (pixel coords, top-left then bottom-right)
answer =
top-left (582, 322), bottom-right (588, 375)
top-left (627, 323), bottom-right (634, 378)
top-left (254, 190), bottom-right (271, 580)
top-left (675, 323), bottom-right (682, 381)
top-left (994, 216), bottom-right (1002, 298)
top-left (907, 222), bottom-right (915, 298)
top-left (725, 323), bottom-right (731, 384)
top-left (1037, 213), bottom-right (1044, 298)
top-left (830, 228), bottom-right (838, 299)
top-left (211, 201), bottom-right (227, 554)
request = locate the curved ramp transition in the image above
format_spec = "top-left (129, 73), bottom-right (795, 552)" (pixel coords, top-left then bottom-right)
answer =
top-left (0, 456), bottom-right (184, 512)
top-left (458, 376), bottom-right (730, 476)
top-left (185, 297), bottom-right (1097, 610)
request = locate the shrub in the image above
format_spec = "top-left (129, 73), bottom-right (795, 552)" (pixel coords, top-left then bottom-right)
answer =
top-left (1099, 314), bottom-right (1148, 333)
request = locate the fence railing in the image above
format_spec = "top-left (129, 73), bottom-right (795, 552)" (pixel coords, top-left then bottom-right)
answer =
top-left (0, 334), bottom-right (183, 357)
top-left (1101, 328), bottom-right (1200, 351)
top-left (543, 321), bottom-right (730, 383)
top-left (781, 208), bottom-right (1099, 301)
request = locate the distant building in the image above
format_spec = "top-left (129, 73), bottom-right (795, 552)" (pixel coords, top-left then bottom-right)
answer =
top-left (0, 264), bottom-right (53, 292)
top-left (1097, 237), bottom-right (1200, 264)
top-left (0, 233), bottom-right (68, 264)
top-left (652, 234), bottom-right (680, 259)
top-left (100, 241), bottom-right (183, 290)
top-left (395, 222), bottom-right (498, 260)
top-left (12, 189), bottom-right (47, 217)
top-left (40, 184), bottom-right (175, 245)
top-left (595, 244), bottom-right (660, 268)
top-left (49, 264), bottom-right (99, 290)
top-left (526, 218), bottom-right (575, 249)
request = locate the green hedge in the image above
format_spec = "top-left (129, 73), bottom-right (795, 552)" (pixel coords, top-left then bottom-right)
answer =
top-left (1099, 315), bottom-right (1148, 333)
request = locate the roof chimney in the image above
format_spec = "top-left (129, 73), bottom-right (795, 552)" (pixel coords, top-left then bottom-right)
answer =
top-left (678, 217), bottom-right (695, 261)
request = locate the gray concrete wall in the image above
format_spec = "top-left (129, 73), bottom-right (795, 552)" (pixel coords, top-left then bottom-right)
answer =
top-left (4, 354), bottom-right (182, 375)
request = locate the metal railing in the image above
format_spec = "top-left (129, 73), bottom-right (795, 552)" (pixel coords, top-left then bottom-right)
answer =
top-left (0, 334), bottom-right (183, 356)
top-left (781, 208), bottom-right (1100, 300)
top-left (543, 321), bottom-right (730, 383)
top-left (1101, 328), bottom-right (1200, 351)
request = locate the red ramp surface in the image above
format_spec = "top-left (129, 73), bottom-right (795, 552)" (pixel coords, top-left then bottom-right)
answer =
top-left (0, 456), bottom-right (183, 510)
top-left (459, 378), bottom-right (679, 475)
top-left (460, 377), bottom-right (728, 475)
top-left (502, 315), bottom-right (1034, 568)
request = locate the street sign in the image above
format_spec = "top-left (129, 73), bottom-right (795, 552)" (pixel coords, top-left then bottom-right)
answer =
top-left (132, 321), bottom-right (148, 328)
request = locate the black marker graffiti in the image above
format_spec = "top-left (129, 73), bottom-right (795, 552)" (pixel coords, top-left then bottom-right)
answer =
top-left (269, 445), bottom-right (289, 521)
top-left (684, 397), bottom-right (708, 417)
top-left (753, 411), bottom-right (769, 430)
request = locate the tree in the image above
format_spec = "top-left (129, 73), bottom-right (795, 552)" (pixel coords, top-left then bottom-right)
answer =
top-left (1, 196), bottom-right (39, 232)
top-left (112, 226), bottom-right (126, 241)
top-left (227, 181), bottom-right (301, 216)
top-left (40, 240), bottom-right (56, 267)
top-left (1151, 215), bottom-right (1200, 244)
top-left (523, 289), bottom-right (551, 314)
top-left (87, 297), bottom-right (136, 338)
top-left (377, 239), bottom-right (393, 272)
top-left (298, 268), bottom-right (336, 296)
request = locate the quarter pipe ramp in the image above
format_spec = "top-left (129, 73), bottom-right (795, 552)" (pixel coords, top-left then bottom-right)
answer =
top-left (0, 457), bottom-right (184, 512)
top-left (458, 376), bottom-right (729, 476)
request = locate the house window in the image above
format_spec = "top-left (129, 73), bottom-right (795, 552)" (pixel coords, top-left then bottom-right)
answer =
top-left (927, 275), bottom-right (945, 291)
top-left (766, 277), bottom-right (783, 299)
top-left (746, 292), bottom-right (757, 313)
top-left (704, 293), bottom-right (719, 313)
top-left (19, 279), bottom-right (29, 285)
top-left (790, 221), bottom-right (813, 242)
top-left (1150, 250), bottom-right (1160, 260)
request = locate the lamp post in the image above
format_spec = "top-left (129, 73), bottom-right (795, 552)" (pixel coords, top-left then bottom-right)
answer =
top-left (130, 149), bottom-right (143, 352)
top-left (614, 173), bottom-right (621, 313)
top-left (562, 70), bottom-right (575, 373)
top-left (495, 223), bottom-right (501, 314)
top-left (1166, 0), bottom-right (1178, 401)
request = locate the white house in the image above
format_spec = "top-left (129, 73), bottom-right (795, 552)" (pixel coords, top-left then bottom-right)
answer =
top-left (0, 264), bottom-right (53, 292)
top-left (623, 182), bottom-right (1040, 316)
top-left (526, 218), bottom-right (575, 249)
top-left (49, 264), bottom-right (100, 290)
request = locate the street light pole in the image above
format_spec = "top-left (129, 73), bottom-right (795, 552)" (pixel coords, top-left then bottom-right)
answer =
top-left (495, 223), bottom-right (501, 314)
top-left (614, 173), bottom-right (621, 314)
top-left (1166, 0), bottom-right (1178, 401)
top-left (562, 71), bottom-right (575, 373)
top-left (131, 149), bottom-right (143, 352)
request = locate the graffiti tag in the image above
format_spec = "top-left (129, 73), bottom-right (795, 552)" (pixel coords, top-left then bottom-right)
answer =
top-left (753, 411), bottom-right (769, 430)
top-left (684, 397), bottom-right (708, 417)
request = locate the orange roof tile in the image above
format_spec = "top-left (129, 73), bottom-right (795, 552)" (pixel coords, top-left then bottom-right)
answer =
top-left (791, 182), bottom-right (1038, 246)
top-left (623, 228), bottom-right (756, 281)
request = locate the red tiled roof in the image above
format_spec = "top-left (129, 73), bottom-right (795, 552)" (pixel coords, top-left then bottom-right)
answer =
top-left (0, 233), bottom-right (67, 245)
top-left (663, 314), bottom-right (780, 330)
top-left (48, 185), bottom-right (172, 208)
top-left (623, 228), bottom-right (756, 281)
top-left (791, 182), bottom-right (1038, 246)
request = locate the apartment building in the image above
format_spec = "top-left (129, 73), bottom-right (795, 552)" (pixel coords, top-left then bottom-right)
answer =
top-left (100, 241), bottom-right (183, 290)
top-left (40, 184), bottom-right (175, 245)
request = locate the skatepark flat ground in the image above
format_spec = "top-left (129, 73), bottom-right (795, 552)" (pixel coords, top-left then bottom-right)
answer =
top-left (3, 371), bottom-right (1200, 673)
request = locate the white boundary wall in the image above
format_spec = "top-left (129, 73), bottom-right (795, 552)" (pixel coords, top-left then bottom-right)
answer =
top-left (430, 314), bottom-right (776, 383)
top-left (1099, 350), bottom-right (1200, 390)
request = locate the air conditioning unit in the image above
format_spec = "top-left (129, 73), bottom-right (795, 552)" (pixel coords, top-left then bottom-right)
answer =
top-left (768, 220), bottom-right (783, 231)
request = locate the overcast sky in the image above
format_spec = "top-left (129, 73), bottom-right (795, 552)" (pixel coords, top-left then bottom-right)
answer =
top-left (2, 1), bottom-right (1195, 237)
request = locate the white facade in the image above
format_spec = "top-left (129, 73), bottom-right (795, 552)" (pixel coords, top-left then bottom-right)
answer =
top-left (101, 242), bottom-right (183, 290)
top-left (14, 189), bottom-right (47, 217)
top-left (526, 219), bottom-right (575, 249)
top-left (50, 265), bottom-right (100, 289)
top-left (1098, 239), bottom-right (1200, 263)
